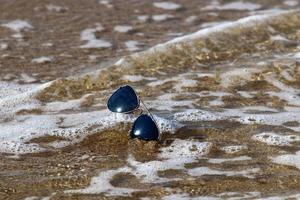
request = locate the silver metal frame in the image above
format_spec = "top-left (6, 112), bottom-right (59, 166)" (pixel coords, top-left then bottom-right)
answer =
top-left (139, 97), bottom-right (161, 140)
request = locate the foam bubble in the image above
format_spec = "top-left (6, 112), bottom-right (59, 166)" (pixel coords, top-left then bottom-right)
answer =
top-left (270, 34), bottom-right (289, 41)
top-left (284, 0), bottom-right (299, 6)
top-left (162, 193), bottom-right (219, 200)
top-left (114, 25), bottom-right (133, 33)
top-left (174, 109), bottom-right (224, 122)
top-left (80, 24), bottom-right (111, 49)
top-left (152, 14), bottom-right (174, 22)
top-left (153, 2), bottom-right (182, 10)
top-left (185, 15), bottom-right (197, 24)
top-left (174, 107), bottom-right (300, 131)
top-left (137, 15), bottom-right (149, 22)
top-left (129, 139), bottom-right (211, 182)
top-left (272, 151), bottom-right (300, 170)
top-left (221, 145), bottom-right (248, 154)
top-left (46, 4), bottom-right (68, 12)
top-left (99, 0), bottom-right (113, 8)
top-left (188, 167), bottom-right (260, 178)
top-left (148, 94), bottom-right (194, 110)
top-left (200, 21), bottom-right (231, 28)
top-left (1, 20), bottom-right (33, 32)
top-left (125, 41), bottom-right (142, 52)
top-left (1, 20), bottom-right (33, 40)
top-left (208, 156), bottom-right (252, 164)
top-left (0, 42), bottom-right (8, 50)
top-left (122, 75), bottom-right (156, 82)
top-left (31, 56), bottom-right (53, 64)
top-left (252, 132), bottom-right (300, 146)
top-left (66, 139), bottom-right (212, 195)
top-left (220, 68), bottom-right (261, 88)
top-left (201, 1), bottom-right (262, 11)
top-left (66, 167), bottom-right (137, 196)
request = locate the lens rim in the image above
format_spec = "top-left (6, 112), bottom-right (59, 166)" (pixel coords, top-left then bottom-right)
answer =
top-left (107, 85), bottom-right (140, 114)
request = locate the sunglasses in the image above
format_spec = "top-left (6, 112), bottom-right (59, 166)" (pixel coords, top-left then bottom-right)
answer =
top-left (107, 85), bottom-right (160, 141)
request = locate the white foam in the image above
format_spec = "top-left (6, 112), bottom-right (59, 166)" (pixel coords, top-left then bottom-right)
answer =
top-left (185, 16), bottom-right (197, 24)
top-left (137, 15), bottom-right (149, 22)
top-left (174, 107), bottom-right (300, 131)
top-left (250, 8), bottom-right (285, 15)
top-left (209, 98), bottom-right (224, 107)
top-left (125, 40), bottom-right (141, 51)
top-left (293, 52), bottom-right (300, 58)
top-left (272, 151), bottom-right (300, 170)
top-left (1, 20), bottom-right (33, 39)
top-left (31, 56), bottom-right (53, 64)
top-left (162, 193), bottom-right (219, 200)
top-left (280, 70), bottom-right (295, 81)
top-left (147, 79), bottom-right (170, 87)
top-left (201, 1), bottom-right (261, 11)
top-left (99, 0), bottom-right (113, 8)
top-left (208, 156), bottom-right (252, 164)
top-left (220, 68), bottom-right (260, 88)
top-left (0, 82), bottom-right (51, 123)
top-left (42, 42), bottom-right (53, 47)
top-left (159, 139), bottom-right (211, 161)
top-left (46, 4), bottom-right (68, 12)
top-left (268, 91), bottom-right (300, 106)
top-left (218, 192), bottom-right (261, 199)
top-left (128, 140), bottom-right (211, 183)
top-left (237, 91), bottom-right (255, 98)
top-left (66, 167), bottom-right (137, 196)
top-left (270, 35), bottom-right (289, 41)
top-left (0, 81), bottom-right (37, 99)
top-left (188, 167), bottom-right (260, 178)
top-left (174, 109), bottom-right (224, 122)
top-left (122, 75), bottom-right (156, 82)
top-left (174, 79), bottom-right (198, 91)
top-left (0, 42), bottom-right (8, 50)
top-left (153, 2), bottom-right (182, 10)
top-left (241, 106), bottom-right (278, 113)
top-left (0, 110), bottom-right (128, 154)
top-left (284, 0), bottom-right (299, 6)
top-left (167, 33), bottom-right (183, 37)
top-left (20, 73), bottom-right (37, 83)
top-left (1, 20), bottom-right (33, 32)
top-left (88, 55), bottom-right (98, 60)
top-left (24, 197), bottom-right (39, 200)
top-left (257, 193), bottom-right (300, 200)
top-left (221, 145), bottom-right (248, 154)
top-left (80, 24), bottom-right (111, 49)
top-left (147, 74), bottom-right (198, 92)
top-left (44, 95), bottom-right (92, 112)
top-left (152, 14), bottom-right (174, 22)
top-left (66, 139), bottom-right (211, 195)
top-left (114, 25), bottom-right (133, 33)
top-left (148, 95), bottom-right (194, 110)
top-left (200, 21), bottom-right (231, 28)
top-left (252, 132), bottom-right (300, 146)
top-left (184, 15), bottom-right (198, 24)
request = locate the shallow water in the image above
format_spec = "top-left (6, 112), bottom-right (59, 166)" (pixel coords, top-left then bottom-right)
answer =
top-left (1, 0), bottom-right (300, 199)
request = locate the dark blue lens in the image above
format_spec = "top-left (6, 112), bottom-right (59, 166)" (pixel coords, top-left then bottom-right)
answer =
top-left (130, 114), bottom-right (159, 141)
top-left (107, 85), bottom-right (139, 113)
